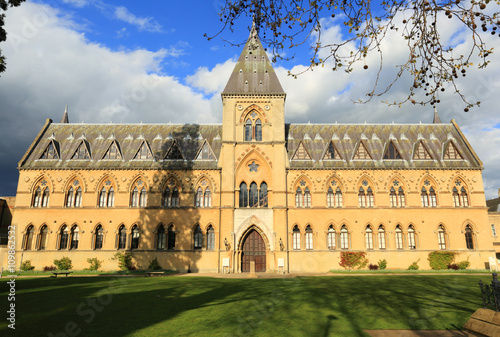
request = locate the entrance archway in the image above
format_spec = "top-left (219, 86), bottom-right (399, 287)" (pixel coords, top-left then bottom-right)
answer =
top-left (241, 229), bottom-right (266, 272)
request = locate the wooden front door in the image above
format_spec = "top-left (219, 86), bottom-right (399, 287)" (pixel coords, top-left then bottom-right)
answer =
top-left (241, 229), bottom-right (266, 272)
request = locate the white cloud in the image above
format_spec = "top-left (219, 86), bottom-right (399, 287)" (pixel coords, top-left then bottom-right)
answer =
top-left (61, 0), bottom-right (89, 8)
top-left (114, 6), bottom-right (162, 33)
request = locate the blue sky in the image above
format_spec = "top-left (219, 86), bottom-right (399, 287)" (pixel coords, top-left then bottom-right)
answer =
top-left (1, 0), bottom-right (500, 198)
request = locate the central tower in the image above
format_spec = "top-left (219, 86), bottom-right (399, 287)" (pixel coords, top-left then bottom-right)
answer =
top-left (219, 23), bottom-right (288, 272)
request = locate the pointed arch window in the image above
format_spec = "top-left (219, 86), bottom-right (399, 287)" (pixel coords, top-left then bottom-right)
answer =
top-left (327, 226), bottom-right (336, 250)
top-left (293, 225), bottom-right (301, 250)
top-left (398, 187), bottom-right (405, 207)
top-left (255, 119), bottom-right (262, 141)
top-left (107, 188), bottom-right (115, 207)
top-left (259, 182), bottom-right (268, 207)
top-left (207, 225), bottom-right (215, 250)
top-left (163, 180), bottom-right (180, 207)
top-left (103, 140), bottom-right (122, 159)
top-left (327, 187), bottom-right (334, 207)
top-left (131, 225), bottom-right (140, 250)
top-left (452, 187), bottom-right (460, 207)
top-left (244, 112), bottom-right (263, 141)
top-left (70, 226), bottom-right (79, 250)
top-left (23, 225), bottom-right (35, 250)
top-left (390, 187), bottom-right (397, 207)
top-left (304, 187), bottom-right (311, 208)
top-left (40, 140), bottom-right (59, 159)
top-left (383, 141), bottom-right (402, 159)
top-left (390, 186), bottom-right (405, 207)
top-left (196, 141), bottom-right (215, 160)
top-left (438, 225), bottom-right (446, 250)
top-left (94, 225), bottom-right (104, 250)
top-left (378, 226), bottom-right (386, 250)
top-left (118, 225), bottom-right (127, 249)
top-left (239, 182), bottom-right (248, 207)
top-left (395, 226), bottom-right (403, 250)
top-left (340, 225), bottom-right (349, 250)
top-left (33, 183), bottom-right (50, 208)
top-left (460, 187), bottom-right (469, 207)
top-left (204, 188), bottom-right (212, 207)
top-left (295, 187), bottom-right (303, 207)
top-left (59, 225), bottom-right (69, 250)
top-left (335, 187), bottom-right (343, 207)
top-left (168, 225), bottom-right (176, 250)
top-left (408, 225), bottom-right (416, 250)
top-left (194, 225), bottom-right (202, 249)
top-left (156, 225), bottom-right (165, 250)
top-left (38, 225), bottom-right (48, 250)
top-left (245, 119), bottom-right (252, 141)
top-left (358, 186), bottom-right (374, 207)
top-left (99, 183), bottom-right (114, 207)
top-left (305, 225), bottom-right (313, 250)
top-left (71, 141), bottom-right (91, 159)
top-left (130, 180), bottom-right (147, 207)
top-left (295, 184), bottom-right (311, 208)
top-left (134, 141), bottom-right (153, 160)
top-left (365, 226), bottom-right (374, 250)
top-left (421, 185), bottom-right (437, 207)
top-left (195, 187), bottom-right (203, 207)
top-left (249, 183), bottom-right (258, 207)
top-left (465, 225), bottom-right (475, 250)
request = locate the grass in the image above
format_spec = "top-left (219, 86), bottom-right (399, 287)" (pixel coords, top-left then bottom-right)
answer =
top-left (328, 269), bottom-right (492, 274)
top-left (0, 274), bottom-right (489, 337)
top-left (10, 269), bottom-right (179, 276)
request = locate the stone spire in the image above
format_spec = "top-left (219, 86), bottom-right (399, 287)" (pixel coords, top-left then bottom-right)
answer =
top-left (222, 22), bottom-right (284, 95)
top-left (60, 105), bottom-right (69, 123)
top-left (433, 106), bottom-right (442, 124)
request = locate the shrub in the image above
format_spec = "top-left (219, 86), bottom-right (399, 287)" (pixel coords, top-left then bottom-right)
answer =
top-left (339, 252), bottom-right (368, 270)
top-left (428, 251), bottom-right (456, 270)
top-left (377, 259), bottom-right (387, 270)
top-left (408, 259), bottom-right (420, 270)
top-left (21, 260), bottom-right (35, 271)
top-left (86, 257), bottom-right (103, 271)
top-left (148, 257), bottom-right (162, 270)
top-left (112, 252), bottom-right (134, 271)
top-left (43, 266), bottom-right (56, 272)
top-left (368, 263), bottom-right (379, 270)
top-left (457, 260), bottom-right (470, 270)
top-left (54, 257), bottom-right (73, 270)
top-left (447, 263), bottom-right (459, 270)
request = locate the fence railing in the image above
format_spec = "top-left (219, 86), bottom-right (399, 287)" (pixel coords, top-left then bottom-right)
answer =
top-left (479, 272), bottom-right (500, 311)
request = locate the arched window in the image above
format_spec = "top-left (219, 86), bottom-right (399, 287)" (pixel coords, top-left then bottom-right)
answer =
top-left (167, 225), bottom-right (176, 250)
top-left (305, 225), bottom-right (313, 250)
top-left (94, 225), bottom-right (104, 250)
top-left (293, 225), bottom-right (300, 250)
top-left (163, 183), bottom-right (180, 208)
top-left (131, 225), bottom-right (140, 250)
top-left (99, 183), bottom-right (115, 207)
top-left (460, 187), bottom-right (469, 207)
top-left (390, 186), bottom-right (405, 207)
top-left (239, 182), bottom-right (248, 207)
top-left (131, 187), bottom-right (139, 207)
top-left (295, 187), bottom-right (303, 208)
top-left (163, 187), bottom-right (171, 207)
top-left (244, 113), bottom-right (263, 141)
top-left (33, 187), bottom-right (42, 207)
top-left (42, 189), bottom-right (50, 207)
top-left (408, 225), bottom-right (416, 250)
top-left (24, 225), bottom-right (35, 250)
top-left (421, 185), bottom-right (437, 207)
top-left (194, 225), bottom-right (202, 249)
top-left (255, 119), bottom-right (262, 141)
top-left (438, 225), bottom-right (446, 250)
top-left (335, 187), bottom-right (343, 207)
top-left (99, 187), bottom-right (107, 207)
top-left (327, 226), bottom-right (336, 250)
top-left (66, 187), bottom-right (74, 207)
top-left (130, 180), bottom-right (147, 208)
top-left (378, 225), bottom-right (386, 250)
top-left (365, 226), bottom-right (373, 250)
top-left (39, 225), bottom-right (48, 250)
top-left (139, 188), bottom-right (147, 207)
top-left (327, 187), bottom-right (334, 207)
top-left (195, 187), bottom-right (203, 207)
top-left (70, 226), bottom-right (79, 250)
top-left (118, 225), bottom-right (127, 249)
top-left (156, 225), bottom-right (165, 250)
top-left (390, 187), bottom-right (397, 207)
top-left (340, 225), bottom-right (349, 250)
top-left (398, 187), bottom-right (405, 207)
top-left (465, 225), bottom-right (474, 250)
top-left (207, 225), bottom-right (215, 250)
top-left (429, 187), bottom-right (437, 207)
top-left (32, 181), bottom-right (50, 207)
top-left (59, 225), bottom-right (69, 250)
top-left (204, 188), bottom-right (212, 207)
top-left (395, 225), bottom-right (403, 250)
top-left (452, 187), bottom-right (460, 207)
top-left (259, 182), bottom-right (268, 207)
top-left (245, 119), bottom-right (252, 141)
top-left (249, 182), bottom-right (258, 207)
top-left (304, 187), bottom-right (311, 208)
top-left (172, 187), bottom-right (180, 207)
top-left (367, 187), bottom-right (374, 207)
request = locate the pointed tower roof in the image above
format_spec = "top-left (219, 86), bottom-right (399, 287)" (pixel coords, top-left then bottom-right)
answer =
top-left (222, 23), bottom-right (285, 95)
top-left (60, 105), bottom-right (69, 123)
top-left (433, 107), bottom-right (442, 124)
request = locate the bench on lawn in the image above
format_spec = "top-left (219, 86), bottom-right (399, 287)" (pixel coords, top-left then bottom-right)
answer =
top-left (52, 272), bottom-right (72, 278)
top-left (145, 271), bottom-right (165, 277)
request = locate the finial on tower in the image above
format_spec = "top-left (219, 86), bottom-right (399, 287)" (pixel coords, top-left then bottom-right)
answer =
top-left (60, 105), bottom-right (69, 123)
top-left (433, 106), bottom-right (442, 124)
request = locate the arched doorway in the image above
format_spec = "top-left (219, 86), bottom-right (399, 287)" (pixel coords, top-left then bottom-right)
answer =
top-left (241, 229), bottom-right (266, 272)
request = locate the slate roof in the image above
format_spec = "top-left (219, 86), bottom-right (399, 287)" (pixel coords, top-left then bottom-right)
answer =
top-left (487, 196), bottom-right (500, 212)
top-left (222, 23), bottom-right (285, 95)
top-left (19, 122), bottom-right (222, 170)
top-left (285, 122), bottom-right (482, 170)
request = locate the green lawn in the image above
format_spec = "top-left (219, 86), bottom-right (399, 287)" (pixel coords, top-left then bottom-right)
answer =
top-left (0, 274), bottom-right (488, 336)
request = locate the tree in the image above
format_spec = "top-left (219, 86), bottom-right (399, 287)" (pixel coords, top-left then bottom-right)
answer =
top-left (209, 0), bottom-right (500, 111)
top-left (0, 0), bottom-right (25, 74)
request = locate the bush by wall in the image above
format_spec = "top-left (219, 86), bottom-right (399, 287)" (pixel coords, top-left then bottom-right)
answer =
top-left (53, 257), bottom-right (73, 270)
top-left (112, 252), bottom-right (134, 271)
top-left (148, 257), bottom-right (162, 270)
top-left (377, 259), bottom-right (387, 270)
top-left (368, 264), bottom-right (379, 270)
top-left (21, 260), bottom-right (35, 271)
top-left (339, 252), bottom-right (368, 270)
top-left (86, 257), bottom-right (103, 271)
top-left (428, 251), bottom-right (456, 270)
top-left (408, 259), bottom-right (420, 270)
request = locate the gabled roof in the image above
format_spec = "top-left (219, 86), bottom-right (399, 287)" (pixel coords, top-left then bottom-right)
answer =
top-left (222, 23), bottom-right (285, 95)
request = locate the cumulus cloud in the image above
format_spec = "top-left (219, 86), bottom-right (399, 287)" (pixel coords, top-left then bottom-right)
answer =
top-left (114, 6), bottom-right (162, 33)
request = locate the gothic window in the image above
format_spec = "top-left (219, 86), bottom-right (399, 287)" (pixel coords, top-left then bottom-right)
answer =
top-left (171, 187), bottom-right (180, 207)
top-left (383, 141), bottom-right (402, 159)
top-left (353, 141), bottom-right (372, 160)
top-left (452, 187), bottom-right (460, 207)
top-left (327, 226), bottom-right (336, 250)
top-left (163, 179), bottom-right (180, 207)
top-left (429, 187), bottom-right (437, 206)
top-left (259, 182), bottom-right (268, 207)
top-left (340, 225), bottom-right (349, 250)
top-left (133, 141), bottom-right (153, 160)
top-left (239, 182), bottom-right (248, 207)
top-left (245, 119), bottom-right (252, 141)
top-left (395, 225), bottom-right (403, 250)
top-left (327, 187), bottom-right (334, 207)
top-left (390, 187), bottom-right (397, 207)
top-left (438, 225), bottom-right (446, 250)
top-left (71, 141), bottom-right (91, 159)
top-left (335, 187), bottom-right (343, 207)
top-left (365, 226), bottom-right (374, 250)
top-left (292, 142), bottom-right (311, 160)
top-left (94, 225), bottom-right (104, 250)
top-left (444, 141), bottom-right (463, 160)
top-left (131, 187), bottom-right (139, 207)
top-left (304, 187), bottom-right (311, 207)
top-left (70, 225), bottom-right (79, 250)
top-left (195, 180), bottom-right (212, 208)
top-left (398, 187), bottom-right (406, 207)
top-left (305, 225), bottom-right (313, 250)
top-left (40, 140), bottom-right (60, 159)
top-left (66, 187), bottom-right (83, 207)
top-left (131, 225), bottom-right (140, 250)
top-left (421, 185), bottom-right (437, 207)
top-left (408, 225), bottom-right (416, 250)
top-left (167, 225), bottom-right (176, 250)
top-left (39, 225), bottom-right (48, 250)
top-left (99, 181), bottom-right (115, 207)
top-left (103, 140), bottom-right (122, 159)
top-left (156, 225), bottom-right (165, 250)
top-left (460, 187), bottom-right (469, 207)
top-left (293, 225), bottom-right (300, 250)
top-left (207, 225), bottom-right (215, 250)
top-left (255, 119), bottom-right (262, 141)
top-left (414, 141), bottom-right (432, 160)
top-left (295, 187), bottom-right (303, 207)
top-left (164, 187), bottom-right (171, 207)
top-left (465, 225), bottom-right (474, 250)
top-left (23, 225), bottom-right (35, 250)
top-left (195, 187), bottom-right (203, 207)
top-left (390, 186), bottom-right (405, 207)
top-left (118, 225), bottom-right (127, 249)
top-left (204, 188), bottom-right (212, 207)
top-left (59, 225), bottom-right (69, 250)
top-left (164, 141), bottom-right (184, 160)
top-left (249, 183), bottom-right (258, 207)
top-left (378, 225), bottom-right (386, 250)
top-left (323, 141), bottom-right (341, 160)
top-left (358, 185), bottom-right (374, 207)
top-left (32, 181), bottom-right (50, 207)
top-left (196, 141), bottom-right (215, 160)
top-left (194, 225), bottom-right (202, 249)
top-left (244, 112), bottom-right (263, 141)
top-left (130, 180), bottom-right (147, 207)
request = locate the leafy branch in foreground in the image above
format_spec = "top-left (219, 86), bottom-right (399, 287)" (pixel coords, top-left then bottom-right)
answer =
top-left (0, 0), bottom-right (26, 74)
top-left (209, 0), bottom-right (500, 110)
